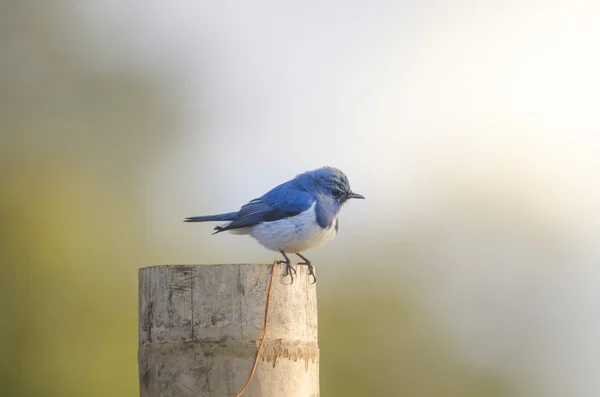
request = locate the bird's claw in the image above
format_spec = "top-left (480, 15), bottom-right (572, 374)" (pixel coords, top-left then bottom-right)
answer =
top-left (278, 260), bottom-right (296, 284)
top-left (298, 261), bottom-right (317, 284)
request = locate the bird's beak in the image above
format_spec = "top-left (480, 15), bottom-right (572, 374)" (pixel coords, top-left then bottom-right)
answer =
top-left (347, 192), bottom-right (365, 199)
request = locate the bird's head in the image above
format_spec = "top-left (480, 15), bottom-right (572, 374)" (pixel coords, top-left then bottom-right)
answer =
top-left (297, 166), bottom-right (365, 205)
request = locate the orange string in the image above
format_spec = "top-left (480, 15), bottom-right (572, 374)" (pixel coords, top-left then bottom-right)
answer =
top-left (235, 260), bottom-right (277, 397)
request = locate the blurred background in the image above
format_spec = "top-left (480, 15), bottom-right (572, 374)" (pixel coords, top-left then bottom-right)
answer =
top-left (1, 1), bottom-right (599, 396)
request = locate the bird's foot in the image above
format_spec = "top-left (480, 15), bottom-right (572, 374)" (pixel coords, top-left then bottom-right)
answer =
top-left (295, 253), bottom-right (316, 284)
top-left (277, 259), bottom-right (296, 284)
top-left (298, 261), bottom-right (316, 284)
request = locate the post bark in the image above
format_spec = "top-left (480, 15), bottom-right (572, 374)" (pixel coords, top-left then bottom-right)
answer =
top-left (138, 264), bottom-right (319, 397)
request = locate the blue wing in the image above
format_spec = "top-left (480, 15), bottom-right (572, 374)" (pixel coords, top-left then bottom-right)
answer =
top-left (214, 182), bottom-right (315, 233)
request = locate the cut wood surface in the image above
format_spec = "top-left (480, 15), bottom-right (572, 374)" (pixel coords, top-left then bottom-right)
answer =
top-left (138, 263), bottom-right (319, 397)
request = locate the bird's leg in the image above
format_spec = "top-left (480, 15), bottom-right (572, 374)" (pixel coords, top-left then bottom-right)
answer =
top-left (277, 250), bottom-right (296, 283)
top-left (295, 252), bottom-right (316, 284)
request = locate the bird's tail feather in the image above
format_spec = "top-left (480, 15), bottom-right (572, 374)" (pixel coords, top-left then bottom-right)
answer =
top-left (184, 212), bottom-right (237, 223)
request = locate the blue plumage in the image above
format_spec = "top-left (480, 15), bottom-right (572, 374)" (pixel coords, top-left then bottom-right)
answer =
top-left (185, 166), bottom-right (364, 283)
top-left (184, 212), bottom-right (237, 222)
top-left (213, 183), bottom-right (315, 233)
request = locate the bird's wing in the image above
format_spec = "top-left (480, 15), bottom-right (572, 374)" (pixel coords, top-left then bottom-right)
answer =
top-left (214, 185), bottom-right (314, 233)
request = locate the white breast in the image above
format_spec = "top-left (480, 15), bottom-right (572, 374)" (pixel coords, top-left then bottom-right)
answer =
top-left (249, 203), bottom-right (337, 253)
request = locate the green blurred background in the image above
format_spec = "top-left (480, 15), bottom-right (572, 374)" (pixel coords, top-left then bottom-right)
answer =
top-left (2, 1), bottom-right (599, 396)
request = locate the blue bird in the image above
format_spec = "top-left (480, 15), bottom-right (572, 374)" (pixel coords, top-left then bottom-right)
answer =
top-left (185, 166), bottom-right (364, 283)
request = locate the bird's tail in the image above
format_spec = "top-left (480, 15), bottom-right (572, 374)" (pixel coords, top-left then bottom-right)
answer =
top-left (184, 212), bottom-right (237, 223)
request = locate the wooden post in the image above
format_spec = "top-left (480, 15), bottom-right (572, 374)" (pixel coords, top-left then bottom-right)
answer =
top-left (138, 264), bottom-right (319, 397)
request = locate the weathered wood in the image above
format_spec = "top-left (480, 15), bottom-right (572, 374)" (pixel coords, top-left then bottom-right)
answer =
top-left (138, 264), bottom-right (319, 397)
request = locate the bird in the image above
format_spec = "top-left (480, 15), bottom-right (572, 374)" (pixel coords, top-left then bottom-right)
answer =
top-left (184, 166), bottom-right (364, 284)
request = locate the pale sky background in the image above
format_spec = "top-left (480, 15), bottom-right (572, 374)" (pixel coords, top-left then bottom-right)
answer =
top-left (74, 1), bottom-right (600, 396)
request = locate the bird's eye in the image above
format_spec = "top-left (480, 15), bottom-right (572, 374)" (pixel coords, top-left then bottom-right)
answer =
top-left (332, 188), bottom-right (343, 197)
